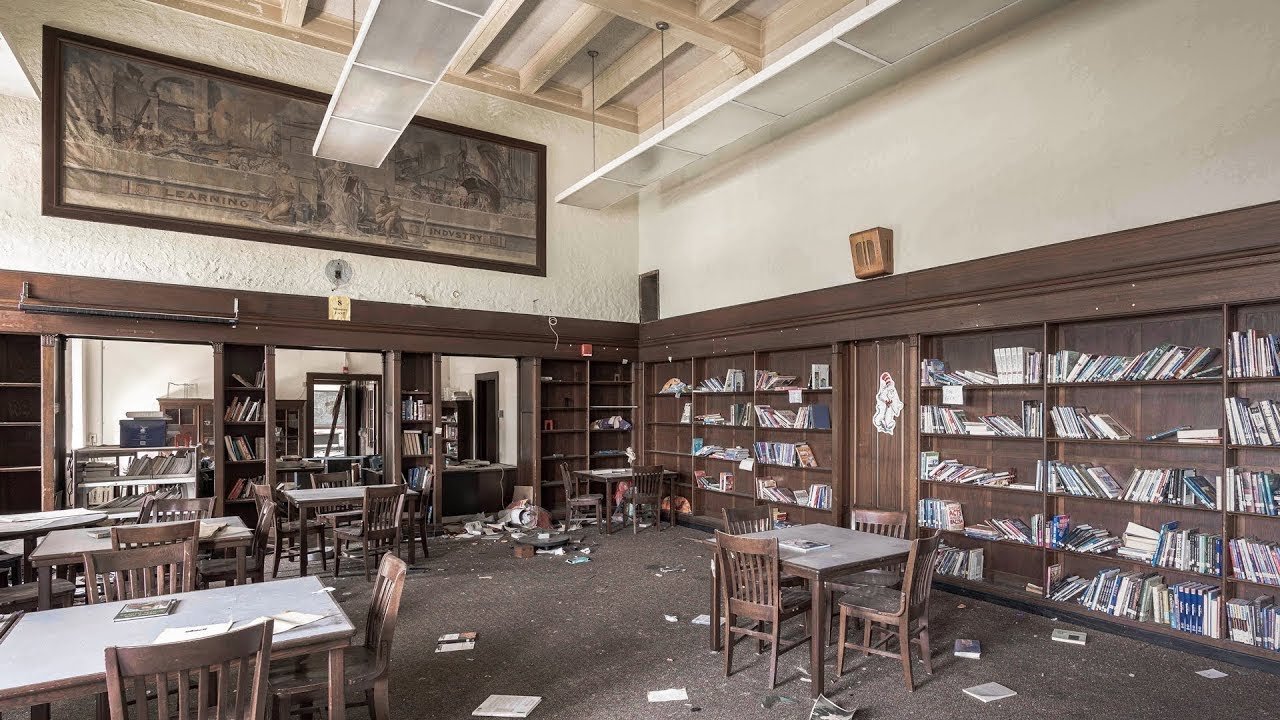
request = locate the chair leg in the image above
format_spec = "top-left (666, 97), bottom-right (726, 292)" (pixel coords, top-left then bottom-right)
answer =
top-left (333, 538), bottom-right (342, 578)
top-left (755, 622), bottom-right (765, 655)
top-left (363, 542), bottom-right (373, 582)
top-left (899, 619), bottom-right (915, 691)
top-left (632, 503), bottom-right (638, 535)
top-left (917, 625), bottom-right (933, 675)
top-left (597, 501), bottom-right (603, 534)
top-left (768, 621), bottom-right (780, 689)
top-left (272, 536), bottom-right (283, 579)
top-left (862, 618), bottom-right (873, 657)
top-left (371, 679), bottom-right (391, 720)
top-left (318, 529), bottom-right (328, 571)
top-left (723, 613), bottom-right (735, 677)
top-left (836, 610), bottom-right (849, 677)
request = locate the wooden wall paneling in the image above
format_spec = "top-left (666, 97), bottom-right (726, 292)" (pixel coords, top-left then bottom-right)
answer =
top-left (263, 347), bottom-right (276, 492)
top-left (432, 355), bottom-right (444, 529)
top-left (518, 357), bottom-right (540, 501)
top-left (39, 334), bottom-right (61, 511)
top-left (538, 359), bottom-right (588, 517)
top-left (850, 338), bottom-right (913, 520)
top-left (830, 343), bottom-right (846, 525)
top-left (382, 351), bottom-right (402, 486)
top-left (211, 343), bottom-right (226, 517)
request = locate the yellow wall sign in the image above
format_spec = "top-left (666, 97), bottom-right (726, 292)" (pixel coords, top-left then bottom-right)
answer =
top-left (328, 295), bottom-right (351, 321)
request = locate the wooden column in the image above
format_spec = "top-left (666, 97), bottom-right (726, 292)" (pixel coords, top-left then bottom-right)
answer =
top-left (39, 334), bottom-right (61, 511)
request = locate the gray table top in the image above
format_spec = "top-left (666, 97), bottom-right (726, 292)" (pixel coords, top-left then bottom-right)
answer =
top-left (712, 524), bottom-right (912, 575)
top-left (0, 510), bottom-right (107, 540)
top-left (0, 576), bottom-right (353, 699)
top-left (29, 517), bottom-right (251, 566)
top-left (283, 485), bottom-right (419, 505)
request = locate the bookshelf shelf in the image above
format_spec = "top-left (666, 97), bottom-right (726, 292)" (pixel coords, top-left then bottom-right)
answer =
top-left (921, 383), bottom-right (1041, 391)
top-left (920, 433), bottom-right (1041, 442)
top-left (756, 463), bottom-right (833, 474)
top-left (1047, 546), bottom-right (1222, 580)
top-left (1227, 576), bottom-right (1280, 590)
top-left (1046, 379), bottom-right (1221, 388)
top-left (1051, 437), bottom-right (1219, 448)
top-left (0, 422), bottom-right (41, 428)
top-left (699, 487), bottom-right (756, 500)
top-left (1227, 376), bottom-right (1280, 383)
top-left (759, 499), bottom-right (834, 512)
top-left (1229, 444), bottom-right (1280, 450)
top-left (755, 426), bottom-right (832, 434)
top-left (0, 382), bottom-right (40, 388)
top-left (937, 529), bottom-right (1044, 552)
top-left (648, 421), bottom-right (691, 427)
top-left (1046, 492), bottom-right (1221, 514)
top-left (1227, 509), bottom-right (1280, 520)
top-left (922, 479), bottom-right (1039, 495)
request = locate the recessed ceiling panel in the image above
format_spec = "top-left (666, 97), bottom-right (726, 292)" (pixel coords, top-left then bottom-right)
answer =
top-left (661, 101), bottom-right (780, 155)
top-left (839, 0), bottom-right (1018, 63)
top-left (332, 64), bottom-right (432, 129)
top-left (434, 0), bottom-right (493, 15)
top-left (602, 144), bottom-right (702, 187)
top-left (735, 44), bottom-right (882, 116)
top-left (556, 176), bottom-right (643, 210)
top-left (314, 116), bottom-right (401, 167)
top-left (356, 0), bottom-right (482, 80)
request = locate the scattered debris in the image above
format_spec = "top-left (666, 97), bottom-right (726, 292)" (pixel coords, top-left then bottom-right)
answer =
top-left (312, 586), bottom-right (336, 594)
top-left (435, 632), bottom-right (476, 653)
top-left (659, 565), bottom-right (686, 574)
top-left (954, 639), bottom-right (981, 659)
top-left (477, 576), bottom-right (493, 580)
top-left (796, 667), bottom-right (811, 683)
top-left (809, 695), bottom-right (855, 719)
top-left (473, 695), bottom-right (541, 718)
top-left (957, 603), bottom-right (967, 609)
top-left (648, 688), bottom-right (689, 703)
top-left (664, 614), bottom-right (678, 622)
top-left (535, 547), bottom-right (566, 556)
top-left (1051, 629), bottom-right (1086, 645)
top-left (690, 615), bottom-right (711, 626)
top-left (962, 682), bottom-right (1017, 703)
top-left (566, 556), bottom-right (590, 565)
top-left (1196, 669), bottom-right (1228, 679)
top-left (762, 695), bottom-right (799, 709)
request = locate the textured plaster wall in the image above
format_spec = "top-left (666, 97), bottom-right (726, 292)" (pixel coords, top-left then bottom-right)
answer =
top-left (638, 0), bottom-right (1280, 318)
top-left (0, 0), bottom-right (640, 323)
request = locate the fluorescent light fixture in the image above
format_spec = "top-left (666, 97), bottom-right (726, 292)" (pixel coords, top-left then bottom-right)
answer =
top-left (313, 0), bottom-right (496, 167)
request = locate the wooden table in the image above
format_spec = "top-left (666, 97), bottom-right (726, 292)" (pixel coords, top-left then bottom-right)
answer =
top-left (573, 468), bottom-right (679, 534)
top-left (706, 523), bottom-right (911, 698)
top-left (0, 510), bottom-right (107, 582)
top-left (282, 486), bottom-right (424, 577)
top-left (29, 517), bottom-right (252, 610)
top-left (0, 576), bottom-right (354, 720)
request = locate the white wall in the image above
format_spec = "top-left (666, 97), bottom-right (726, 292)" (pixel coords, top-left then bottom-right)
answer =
top-left (273, 349), bottom-right (382, 400)
top-left (0, 0), bottom-right (639, 322)
top-left (440, 356), bottom-right (518, 464)
top-left (639, 0), bottom-right (1280, 318)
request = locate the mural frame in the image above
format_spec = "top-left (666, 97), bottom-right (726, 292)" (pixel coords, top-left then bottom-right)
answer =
top-left (41, 26), bottom-right (548, 277)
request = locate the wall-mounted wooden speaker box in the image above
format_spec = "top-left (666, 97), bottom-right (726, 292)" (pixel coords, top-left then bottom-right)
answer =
top-left (850, 227), bottom-right (893, 279)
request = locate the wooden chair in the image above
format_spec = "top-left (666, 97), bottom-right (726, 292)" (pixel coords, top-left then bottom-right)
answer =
top-left (269, 554), bottom-right (407, 720)
top-left (626, 465), bottom-right (666, 534)
top-left (138, 497), bottom-right (214, 524)
top-left (198, 501), bottom-right (273, 587)
top-left (0, 552), bottom-right (21, 587)
top-left (558, 463), bottom-right (603, 533)
top-left (834, 530), bottom-right (942, 690)
top-left (714, 530), bottom-right (811, 689)
top-left (104, 620), bottom-right (273, 720)
top-left (330, 485), bottom-right (405, 581)
top-left (83, 542), bottom-right (198, 603)
top-left (0, 580), bottom-right (75, 612)
top-left (111, 520), bottom-right (201, 551)
top-left (832, 509), bottom-right (909, 590)
top-left (255, 483), bottom-right (328, 577)
top-left (720, 507), bottom-right (805, 588)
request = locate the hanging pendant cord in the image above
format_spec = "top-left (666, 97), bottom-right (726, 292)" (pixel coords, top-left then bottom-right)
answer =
top-left (657, 22), bottom-right (669, 130)
top-left (589, 50), bottom-right (599, 170)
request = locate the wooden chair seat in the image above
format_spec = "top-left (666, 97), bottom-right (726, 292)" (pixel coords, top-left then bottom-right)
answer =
top-left (333, 523), bottom-right (368, 541)
top-left (268, 645), bottom-right (379, 695)
top-left (0, 578), bottom-right (75, 611)
top-left (837, 584), bottom-right (903, 614)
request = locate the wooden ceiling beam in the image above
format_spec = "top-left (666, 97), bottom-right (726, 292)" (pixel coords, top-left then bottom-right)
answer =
top-left (762, 0), bottom-right (869, 59)
top-left (280, 0), bottom-right (308, 27)
top-left (452, 0), bottom-right (530, 75)
top-left (578, 0), bottom-right (761, 64)
top-left (696, 0), bottom-right (740, 22)
top-left (635, 45), bottom-right (755, 132)
top-left (583, 30), bottom-right (689, 111)
top-left (446, 62), bottom-right (637, 132)
top-left (519, 5), bottom-right (612, 94)
top-left (144, 0), bottom-right (354, 53)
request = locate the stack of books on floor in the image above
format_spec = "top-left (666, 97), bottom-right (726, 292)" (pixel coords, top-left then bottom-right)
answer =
top-left (403, 430), bottom-right (428, 456)
top-left (224, 436), bottom-right (263, 461)
top-left (1044, 461), bottom-right (1124, 498)
top-left (1227, 595), bottom-right (1278, 650)
top-left (224, 396), bottom-right (262, 422)
top-left (754, 371), bottom-right (800, 390)
top-left (1228, 537), bottom-right (1280, 586)
top-left (1048, 406), bottom-right (1132, 439)
top-left (1227, 467), bottom-right (1280, 515)
top-left (935, 544), bottom-right (984, 581)
top-left (923, 456), bottom-right (1022, 487)
top-left (696, 369), bottom-right (745, 392)
top-left (1152, 521), bottom-right (1222, 575)
top-left (401, 397), bottom-right (431, 421)
top-left (1228, 329), bottom-right (1280, 377)
top-left (1120, 467), bottom-right (1219, 508)
top-left (1225, 397), bottom-right (1280, 445)
top-left (1046, 343), bottom-right (1221, 382)
top-left (918, 498), bottom-right (964, 531)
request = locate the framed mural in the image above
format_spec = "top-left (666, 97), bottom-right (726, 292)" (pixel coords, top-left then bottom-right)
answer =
top-left (41, 27), bottom-right (547, 276)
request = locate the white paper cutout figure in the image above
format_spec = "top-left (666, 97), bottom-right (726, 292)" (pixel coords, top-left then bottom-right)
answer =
top-left (872, 371), bottom-right (903, 435)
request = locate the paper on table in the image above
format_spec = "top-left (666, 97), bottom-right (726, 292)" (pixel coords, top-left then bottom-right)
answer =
top-left (647, 688), bottom-right (688, 703)
top-left (247, 611), bottom-right (326, 634)
top-left (198, 521), bottom-right (228, 539)
top-left (472, 695), bottom-right (542, 717)
top-left (154, 621), bottom-right (233, 645)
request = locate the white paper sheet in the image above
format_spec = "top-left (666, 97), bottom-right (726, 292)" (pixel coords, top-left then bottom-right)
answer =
top-left (153, 621), bottom-right (233, 645)
top-left (647, 688), bottom-right (688, 703)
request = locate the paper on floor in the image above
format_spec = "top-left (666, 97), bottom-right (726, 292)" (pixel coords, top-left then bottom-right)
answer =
top-left (1196, 669), bottom-right (1228, 679)
top-left (472, 695), bottom-right (541, 717)
top-left (690, 615), bottom-right (711, 626)
top-left (647, 688), bottom-right (688, 703)
top-left (664, 615), bottom-right (678, 622)
top-left (154, 620), bottom-right (233, 645)
top-left (437, 631), bottom-right (477, 652)
top-left (808, 695), bottom-right (854, 720)
top-left (962, 682), bottom-right (1017, 703)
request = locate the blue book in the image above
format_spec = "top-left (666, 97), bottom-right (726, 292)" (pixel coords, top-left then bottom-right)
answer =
top-left (810, 404), bottom-right (832, 430)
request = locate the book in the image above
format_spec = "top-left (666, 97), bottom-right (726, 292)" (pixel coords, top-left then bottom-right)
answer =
top-left (1051, 629), bottom-right (1087, 645)
top-left (953, 638), bottom-right (981, 659)
top-left (436, 631), bottom-right (477, 652)
top-left (473, 695), bottom-right (541, 718)
top-left (963, 682), bottom-right (1017, 703)
top-left (115, 599), bottom-right (177, 622)
top-left (779, 539), bottom-right (831, 552)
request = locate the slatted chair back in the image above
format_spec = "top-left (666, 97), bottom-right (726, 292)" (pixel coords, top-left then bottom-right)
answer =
top-left (249, 502), bottom-right (275, 566)
top-left (364, 553), bottom-right (408, 675)
top-left (104, 620), bottom-right (272, 720)
top-left (558, 463), bottom-right (578, 501)
top-left (112, 520), bottom-right (201, 551)
top-left (714, 530), bottom-right (782, 623)
top-left (250, 483), bottom-right (272, 516)
top-left (628, 465), bottom-right (664, 502)
top-left (899, 530), bottom-right (942, 622)
top-left (139, 497), bottom-right (214, 524)
top-left (362, 485), bottom-right (406, 554)
top-left (83, 543), bottom-right (197, 603)
top-left (721, 506), bottom-right (773, 535)
top-left (852, 508), bottom-right (908, 538)
top-left (308, 464), bottom-right (362, 515)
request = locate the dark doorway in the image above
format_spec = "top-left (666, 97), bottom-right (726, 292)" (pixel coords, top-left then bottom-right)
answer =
top-left (474, 371), bottom-right (500, 462)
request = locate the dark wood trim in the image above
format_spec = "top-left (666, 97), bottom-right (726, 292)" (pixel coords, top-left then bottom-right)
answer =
top-left (474, 371), bottom-right (500, 464)
top-left (303, 372), bottom-right (381, 458)
top-left (41, 26), bottom-right (548, 277)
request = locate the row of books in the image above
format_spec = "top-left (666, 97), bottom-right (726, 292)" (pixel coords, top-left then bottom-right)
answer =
top-left (231, 370), bottom-right (265, 389)
top-left (756, 478), bottom-right (831, 509)
top-left (1040, 516), bottom-right (1120, 554)
top-left (697, 369), bottom-right (746, 392)
top-left (402, 398), bottom-right (431, 421)
top-left (695, 404), bottom-right (752, 426)
top-left (1225, 397), bottom-right (1280, 445)
top-left (755, 371), bottom-right (801, 391)
top-left (1068, 568), bottom-right (1220, 638)
top-left (919, 406), bottom-right (1032, 437)
top-left (1227, 467), bottom-right (1280, 516)
top-left (935, 544), bottom-right (984, 581)
top-left (963, 517), bottom-right (1039, 545)
top-left (123, 453), bottom-right (195, 477)
top-left (1227, 595), bottom-right (1279, 650)
top-left (692, 444), bottom-right (750, 462)
top-left (1227, 329), bottom-right (1280, 378)
top-left (753, 442), bottom-right (818, 468)
top-left (921, 454), bottom-right (1027, 488)
top-left (917, 498), bottom-right (964, 531)
top-left (1047, 343), bottom-right (1221, 383)
top-left (920, 347), bottom-right (1043, 386)
top-left (1044, 461), bottom-right (1123, 498)
top-left (1048, 406), bottom-right (1131, 440)
top-left (1120, 468), bottom-right (1218, 508)
top-left (224, 396), bottom-right (262, 423)
top-left (1151, 521), bottom-right (1222, 575)
top-left (591, 415), bottom-right (632, 430)
top-left (695, 470), bottom-right (736, 493)
top-left (404, 466), bottom-right (433, 493)
top-left (1228, 537), bottom-right (1280, 586)
top-left (403, 430), bottom-right (429, 456)
top-left (226, 475), bottom-right (263, 500)
top-left (755, 404), bottom-right (832, 429)
top-left (224, 435), bottom-right (264, 462)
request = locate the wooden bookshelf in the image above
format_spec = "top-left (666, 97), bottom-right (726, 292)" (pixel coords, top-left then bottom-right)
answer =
top-left (915, 307), bottom-right (1280, 662)
top-left (213, 343), bottom-right (273, 524)
top-left (441, 398), bottom-right (473, 461)
top-left (0, 334), bottom-right (54, 512)
top-left (394, 352), bottom-right (440, 529)
top-left (588, 359), bottom-right (634, 475)
top-left (537, 359), bottom-right (587, 515)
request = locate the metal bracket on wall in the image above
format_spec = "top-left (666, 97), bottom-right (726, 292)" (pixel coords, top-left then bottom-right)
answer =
top-left (18, 281), bottom-right (240, 326)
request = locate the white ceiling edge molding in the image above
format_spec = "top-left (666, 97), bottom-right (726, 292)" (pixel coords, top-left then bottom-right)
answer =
top-left (313, 0), bottom-right (497, 167)
top-left (556, 0), bottom-right (1068, 210)
top-left (0, 26), bottom-right (37, 100)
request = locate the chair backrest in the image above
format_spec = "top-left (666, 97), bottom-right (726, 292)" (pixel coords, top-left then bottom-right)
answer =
top-left (104, 620), bottom-right (272, 720)
top-left (629, 465), bottom-right (664, 499)
top-left (250, 483), bottom-right (272, 515)
top-left (713, 530), bottom-right (782, 622)
top-left (899, 530), bottom-right (942, 621)
top-left (308, 462), bottom-right (360, 489)
top-left (721, 506), bottom-right (773, 535)
top-left (852, 508), bottom-right (908, 539)
top-left (139, 497), bottom-right (214, 524)
top-left (84, 543), bottom-right (197, 603)
top-left (558, 463), bottom-right (578, 501)
top-left (362, 485), bottom-right (406, 550)
top-left (364, 553), bottom-right (408, 675)
top-left (249, 502), bottom-right (275, 565)
top-left (112, 520), bottom-right (201, 551)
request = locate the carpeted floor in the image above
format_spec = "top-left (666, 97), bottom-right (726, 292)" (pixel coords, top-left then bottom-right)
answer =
top-left (25, 525), bottom-right (1280, 719)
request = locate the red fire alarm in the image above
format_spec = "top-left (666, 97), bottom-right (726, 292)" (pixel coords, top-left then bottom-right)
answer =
top-left (580, 343), bottom-right (593, 357)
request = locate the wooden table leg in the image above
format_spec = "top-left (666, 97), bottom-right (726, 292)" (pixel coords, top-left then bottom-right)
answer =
top-left (297, 504), bottom-right (309, 577)
top-left (709, 554), bottom-right (722, 652)
top-left (22, 536), bottom-right (36, 583)
top-left (603, 480), bottom-right (614, 535)
top-left (328, 645), bottom-right (347, 720)
top-left (36, 564), bottom-right (52, 611)
top-left (407, 498), bottom-right (417, 565)
top-left (235, 546), bottom-right (247, 585)
top-left (809, 574), bottom-right (827, 698)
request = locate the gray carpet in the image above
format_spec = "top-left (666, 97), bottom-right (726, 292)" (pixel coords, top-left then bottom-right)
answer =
top-left (27, 525), bottom-right (1280, 719)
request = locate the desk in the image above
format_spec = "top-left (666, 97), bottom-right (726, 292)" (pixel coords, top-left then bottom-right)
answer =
top-left (441, 463), bottom-right (517, 518)
top-left (283, 486), bottom-right (424, 577)
top-left (0, 510), bottom-right (107, 583)
top-left (573, 469), bottom-right (679, 534)
top-left (0, 576), bottom-right (354, 720)
top-left (30, 517), bottom-right (252, 610)
top-left (706, 524), bottom-right (910, 698)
